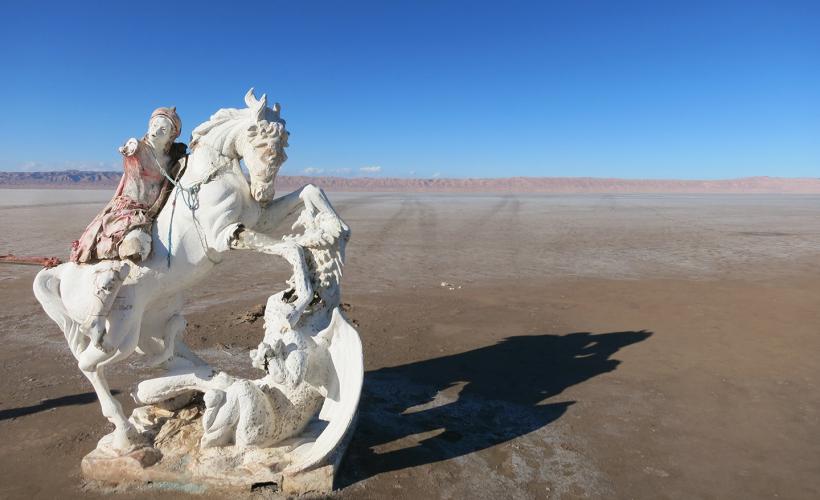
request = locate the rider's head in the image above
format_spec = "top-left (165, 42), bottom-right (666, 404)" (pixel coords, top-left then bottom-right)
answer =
top-left (147, 107), bottom-right (182, 152)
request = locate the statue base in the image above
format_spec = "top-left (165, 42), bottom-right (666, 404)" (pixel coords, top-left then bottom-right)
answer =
top-left (81, 403), bottom-right (352, 495)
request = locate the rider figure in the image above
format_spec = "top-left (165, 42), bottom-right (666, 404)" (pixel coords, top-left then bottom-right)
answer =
top-left (70, 107), bottom-right (187, 349)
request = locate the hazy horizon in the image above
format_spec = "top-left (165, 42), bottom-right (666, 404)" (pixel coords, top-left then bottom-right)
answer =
top-left (1, 168), bottom-right (819, 182)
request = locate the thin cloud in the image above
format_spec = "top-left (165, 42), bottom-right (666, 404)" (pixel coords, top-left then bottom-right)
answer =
top-left (303, 167), bottom-right (324, 175)
top-left (359, 165), bottom-right (382, 174)
top-left (432, 172), bottom-right (441, 178)
top-left (18, 161), bottom-right (44, 172)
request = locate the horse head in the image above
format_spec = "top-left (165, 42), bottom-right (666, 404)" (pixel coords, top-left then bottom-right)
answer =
top-left (190, 88), bottom-right (289, 205)
top-left (240, 88), bottom-right (289, 204)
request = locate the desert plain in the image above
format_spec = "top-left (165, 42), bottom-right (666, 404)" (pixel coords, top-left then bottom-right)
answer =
top-left (0, 189), bottom-right (819, 499)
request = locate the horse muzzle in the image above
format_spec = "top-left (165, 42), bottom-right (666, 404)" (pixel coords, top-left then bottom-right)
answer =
top-left (251, 179), bottom-right (276, 205)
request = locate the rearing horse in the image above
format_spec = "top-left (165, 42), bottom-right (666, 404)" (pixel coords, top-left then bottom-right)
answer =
top-left (33, 89), bottom-right (348, 452)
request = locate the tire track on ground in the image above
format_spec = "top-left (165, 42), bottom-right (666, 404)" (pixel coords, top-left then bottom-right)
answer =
top-left (533, 196), bottom-right (592, 279)
top-left (451, 196), bottom-right (511, 244)
top-left (409, 197), bottom-right (440, 279)
top-left (332, 193), bottom-right (395, 216)
top-left (365, 196), bottom-right (420, 256)
top-left (501, 196), bottom-right (523, 277)
top-left (447, 195), bottom-right (520, 280)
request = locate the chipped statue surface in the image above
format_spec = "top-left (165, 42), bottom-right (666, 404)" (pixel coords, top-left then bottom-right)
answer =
top-left (32, 90), bottom-right (363, 494)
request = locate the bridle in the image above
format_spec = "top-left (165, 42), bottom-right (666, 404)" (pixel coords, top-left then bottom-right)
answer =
top-left (148, 142), bottom-right (235, 267)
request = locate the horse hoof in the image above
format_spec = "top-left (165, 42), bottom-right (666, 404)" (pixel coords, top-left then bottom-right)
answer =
top-left (110, 428), bottom-right (150, 454)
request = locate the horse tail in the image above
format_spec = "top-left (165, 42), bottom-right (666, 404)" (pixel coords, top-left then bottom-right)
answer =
top-left (33, 265), bottom-right (86, 359)
top-left (285, 307), bottom-right (363, 476)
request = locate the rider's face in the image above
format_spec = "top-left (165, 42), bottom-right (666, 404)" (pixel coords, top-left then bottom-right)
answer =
top-left (148, 116), bottom-right (175, 146)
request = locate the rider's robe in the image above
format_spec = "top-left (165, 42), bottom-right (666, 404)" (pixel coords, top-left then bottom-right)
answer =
top-left (70, 138), bottom-right (187, 264)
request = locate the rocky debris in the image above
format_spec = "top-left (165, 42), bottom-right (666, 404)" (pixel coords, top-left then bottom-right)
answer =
top-left (83, 394), bottom-right (348, 494)
top-left (232, 303), bottom-right (266, 325)
top-left (339, 303), bottom-right (360, 327)
top-left (440, 281), bottom-right (462, 291)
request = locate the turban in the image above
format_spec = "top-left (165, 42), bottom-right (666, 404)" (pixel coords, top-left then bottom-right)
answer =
top-left (150, 106), bottom-right (182, 141)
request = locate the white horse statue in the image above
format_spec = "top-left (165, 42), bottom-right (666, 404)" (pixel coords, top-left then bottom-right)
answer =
top-left (33, 89), bottom-right (349, 454)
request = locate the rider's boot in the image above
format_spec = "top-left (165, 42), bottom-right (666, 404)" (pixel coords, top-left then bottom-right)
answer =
top-left (119, 229), bottom-right (152, 261)
top-left (81, 261), bottom-right (131, 351)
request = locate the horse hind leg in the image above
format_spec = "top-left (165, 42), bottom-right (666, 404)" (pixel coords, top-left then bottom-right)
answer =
top-left (78, 305), bottom-right (145, 452)
top-left (173, 337), bottom-right (211, 371)
top-left (139, 313), bottom-right (187, 368)
top-left (82, 261), bottom-right (130, 350)
top-left (82, 365), bottom-right (146, 451)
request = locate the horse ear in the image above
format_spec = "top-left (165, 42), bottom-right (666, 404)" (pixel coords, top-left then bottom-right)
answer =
top-left (255, 93), bottom-right (268, 122)
top-left (244, 88), bottom-right (258, 108)
top-left (273, 102), bottom-right (281, 114)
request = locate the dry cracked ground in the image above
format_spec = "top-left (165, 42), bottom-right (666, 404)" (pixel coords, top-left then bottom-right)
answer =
top-left (1, 191), bottom-right (819, 499)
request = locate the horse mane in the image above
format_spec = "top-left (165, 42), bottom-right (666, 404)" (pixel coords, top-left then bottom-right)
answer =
top-left (190, 108), bottom-right (252, 153)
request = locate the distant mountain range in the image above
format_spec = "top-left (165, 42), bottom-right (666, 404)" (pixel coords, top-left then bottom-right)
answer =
top-left (0, 170), bottom-right (124, 187)
top-left (2, 170), bottom-right (819, 193)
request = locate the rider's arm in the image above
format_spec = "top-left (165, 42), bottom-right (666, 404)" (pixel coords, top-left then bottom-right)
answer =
top-left (118, 138), bottom-right (139, 157)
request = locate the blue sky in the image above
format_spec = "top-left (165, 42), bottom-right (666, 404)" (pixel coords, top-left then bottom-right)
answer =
top-left (0, 1), bottom-right (818, 179)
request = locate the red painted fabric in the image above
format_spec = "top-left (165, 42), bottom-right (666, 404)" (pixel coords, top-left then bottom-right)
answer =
top-left (70, 139), bottom-right (185, 263)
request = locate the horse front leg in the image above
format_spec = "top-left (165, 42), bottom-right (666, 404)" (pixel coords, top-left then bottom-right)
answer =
top-left (252, 188), bottom-right (304, 233)
top-left (254, 184), bottom-right (349, 240)
top-left (230, 227), bottom-right (312, 326)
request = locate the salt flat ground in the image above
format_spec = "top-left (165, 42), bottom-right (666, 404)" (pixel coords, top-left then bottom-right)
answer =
top-left (0, 190), bottom-right (819, 499)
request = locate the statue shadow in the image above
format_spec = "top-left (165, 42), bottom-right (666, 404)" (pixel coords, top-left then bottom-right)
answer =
top-left (0, 390), bottom-right (120, 421)
top-left (338, 330), bottom-right (651, 486)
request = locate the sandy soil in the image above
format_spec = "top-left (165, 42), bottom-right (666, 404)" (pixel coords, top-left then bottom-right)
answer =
top-left (1, 191), bottom-right (819, 499)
